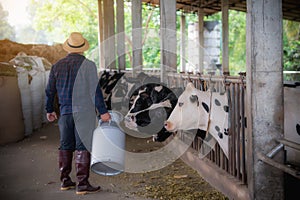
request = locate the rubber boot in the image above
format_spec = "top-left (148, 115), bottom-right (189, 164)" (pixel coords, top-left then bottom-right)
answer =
top-left (75, 150), bottom-right (101, 195)
top-left (59, 150), bottom-right (76, 190)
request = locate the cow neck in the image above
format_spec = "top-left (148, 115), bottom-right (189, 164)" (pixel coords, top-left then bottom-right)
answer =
top-left (129, 100), bottom-right (172, 117)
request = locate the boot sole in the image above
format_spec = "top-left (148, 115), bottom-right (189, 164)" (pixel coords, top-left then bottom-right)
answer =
top-left (76, 188), bottom-right (101, 195)
top-left (60, 186), bottom-right (75, 191)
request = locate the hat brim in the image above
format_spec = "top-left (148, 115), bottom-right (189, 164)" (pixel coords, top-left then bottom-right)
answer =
top-left (63, 38), bottom-right (90, 53)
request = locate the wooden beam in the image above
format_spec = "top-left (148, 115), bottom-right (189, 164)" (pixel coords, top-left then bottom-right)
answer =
top-left (278, 139), bottom-right (300, 152)
top-left (222, 0), bottom-right (229, 75)
top-left (97, 0), bottom-right (105, 70)
top-left (117, 0), bottom-right (126, 70)
top-left (198, 7), bottom-right (204, 74)
top-left (257, 152), bottom-right (300, 180)
top-left (132, 0), bottom-right (143, 74)
top-left (160, 0), bottom-right (177, 82)
top-left (103, 0), bottom-right (116, 69)
top-left (180, 14), bottom-right (186, 72)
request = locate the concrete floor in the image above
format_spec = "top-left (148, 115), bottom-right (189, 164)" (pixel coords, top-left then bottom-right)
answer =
top-left (0, 123), bottom-right (152, 200)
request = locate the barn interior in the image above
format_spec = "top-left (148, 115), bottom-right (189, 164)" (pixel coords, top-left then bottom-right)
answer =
top-left (1, 0), bottom-right (300, 200)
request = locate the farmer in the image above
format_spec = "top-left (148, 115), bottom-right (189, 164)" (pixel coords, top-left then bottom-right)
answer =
top-left (45, 32), bottom-right (111, 195)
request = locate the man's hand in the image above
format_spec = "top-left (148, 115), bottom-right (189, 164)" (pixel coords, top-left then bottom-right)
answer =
top-left (47, 112), bottom-right (58, 122)
top-left (100, 112), bottom-right (111, 122)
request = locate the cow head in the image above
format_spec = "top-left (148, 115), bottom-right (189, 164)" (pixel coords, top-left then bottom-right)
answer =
top-left (124, 83), bottom-right (178, 141)
top-left (164, 82), bottom-right (211, 132)
top-left (165, 82), bottom-right (230, 158)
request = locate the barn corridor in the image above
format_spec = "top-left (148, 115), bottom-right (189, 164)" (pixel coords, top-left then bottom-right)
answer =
top-left (0, 122), bottom-right (227, 200)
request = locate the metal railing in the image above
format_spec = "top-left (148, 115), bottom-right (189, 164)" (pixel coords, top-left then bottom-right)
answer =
top-left (165, 72), bottom-right (248, 185)
top-left (117, 70), bottom-right (248, 185)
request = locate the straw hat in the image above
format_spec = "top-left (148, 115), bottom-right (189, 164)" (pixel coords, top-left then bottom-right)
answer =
top-left (63, 32), bottom-right (89, 53)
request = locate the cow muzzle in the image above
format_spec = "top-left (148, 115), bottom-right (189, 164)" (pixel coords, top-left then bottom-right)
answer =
top-left (125, 114), bottom-right (134, 122)
top-left (164, 121), bottom-right (175, 132)
top-left (124, 114), bottom-right (138, 130)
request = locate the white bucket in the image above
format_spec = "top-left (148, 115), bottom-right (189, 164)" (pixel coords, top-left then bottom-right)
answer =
top-left (91, 111), bottom-right (125, 176)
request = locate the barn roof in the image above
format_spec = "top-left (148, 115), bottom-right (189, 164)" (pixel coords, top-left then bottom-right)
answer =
top-left (142, 0), bottom-right (300, 22)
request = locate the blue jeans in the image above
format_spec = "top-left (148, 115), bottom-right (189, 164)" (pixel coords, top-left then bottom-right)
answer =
top-left (58, 112), bottom-right (97, 152)
top-left (58, 114), bottom-right (86, 151)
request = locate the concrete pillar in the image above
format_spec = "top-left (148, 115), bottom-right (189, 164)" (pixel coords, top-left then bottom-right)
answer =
top-left (246, 0), bottom-right (284, 199)
top-left (132, 0), bottom-right (143, 74)
top-left (117, 0), bottom-right (126, 70)
top-left (160, 0), bottom-right (177, 82)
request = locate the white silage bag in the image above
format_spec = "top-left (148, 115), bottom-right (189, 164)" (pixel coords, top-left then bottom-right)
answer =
top-left (11, 54), bottom-right (50, 131)
top-left (29, 57), bottom-right (46, 130)
top-left (42, 70), bottom-right (50, 123)
top-left (16, 67), bottom-right (33, 136)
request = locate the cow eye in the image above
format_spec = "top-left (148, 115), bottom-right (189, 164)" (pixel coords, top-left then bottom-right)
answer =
top-left (178, 102), bottom-right (184, 107)
top-left (190, 95), bottom-right (198, 103)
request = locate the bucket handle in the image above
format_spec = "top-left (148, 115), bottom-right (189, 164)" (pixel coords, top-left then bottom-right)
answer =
top-left (98, 111), bottom-right (120, 126)
top-left (98, 119), bottom-right (112, 126)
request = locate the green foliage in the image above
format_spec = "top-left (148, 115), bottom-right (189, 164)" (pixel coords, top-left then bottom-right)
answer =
top-left (228, 10), bottom-right (246, 75)
top-left (283, 40), bottom-right (300, 71)
top-left (27, 0), bottom-right (299, 75)
top-left (0, 3), bottom-right (16, 40)
top-left (141, 4), bottom-right (161, 69)
top-left (283, 40), bottom-right (300, 81)
top-left (283, 20), bottom-right (300, 72)
top-left (30, 0), bottom-right (98, 56)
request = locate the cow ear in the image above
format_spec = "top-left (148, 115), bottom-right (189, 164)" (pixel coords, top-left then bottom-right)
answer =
top-left (189, 95), bottom-right (198, 103)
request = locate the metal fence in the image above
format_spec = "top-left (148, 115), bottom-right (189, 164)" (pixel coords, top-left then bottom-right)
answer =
top-left (165, 72), bottom-right (248, 185)
top-left (119, 70), bottom-right (248, 185)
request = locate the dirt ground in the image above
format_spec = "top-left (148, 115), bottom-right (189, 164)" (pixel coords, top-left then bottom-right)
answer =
top-left (0, 122), bottom-right (227, 200)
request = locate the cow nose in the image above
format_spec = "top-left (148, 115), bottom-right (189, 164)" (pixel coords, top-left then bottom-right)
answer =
top-left (164, 121), bottom-right (172, 131)
top-left (125, 115), bottom-right (132, 122)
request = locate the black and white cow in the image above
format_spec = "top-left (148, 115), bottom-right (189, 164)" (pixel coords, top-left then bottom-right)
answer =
top-left (124, 83), bottom-right (182, 142)
top-left (165, 82), bottom-right (229, 157)
top-left (98, 71), bottom-right (161, 111)
top-left (98, 70), bottom-right (125, 110)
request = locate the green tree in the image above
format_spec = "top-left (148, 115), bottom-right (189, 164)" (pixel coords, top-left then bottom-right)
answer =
top-left (30, 0), bottom-right (164, 68)
top-left (30, 0), bottom-right (98, 55)
top-left (28, 0), bottom-right (299, 77)
top-left (228, 10), bottom-right (246, 75)
top-left (283, 20), bottom-right (300, 80)
top-left (283, 20), bottom-right (300, 71)
top-left (0, 3), bottom-right (16, 40)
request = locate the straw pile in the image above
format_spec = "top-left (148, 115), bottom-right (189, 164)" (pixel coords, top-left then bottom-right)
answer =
top-left (0, 39), bottom-right (67, 64)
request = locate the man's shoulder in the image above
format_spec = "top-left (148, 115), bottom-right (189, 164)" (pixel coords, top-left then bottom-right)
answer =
top-left (82, 58), bottom-right (96, 67)
top-left (54, 56), bottom-right (69, 65)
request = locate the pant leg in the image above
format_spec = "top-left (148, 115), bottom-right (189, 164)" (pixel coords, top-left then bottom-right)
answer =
top-left (74, 127), bottom-right (88, 151)
top-left (58, 114), bottom-right (76, 151)
top-left (73, 112), bottom-right (97, 152)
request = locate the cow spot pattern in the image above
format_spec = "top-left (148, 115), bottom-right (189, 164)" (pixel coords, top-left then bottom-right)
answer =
top-left (215, 126), bottom-right (223, 139)
top-left (202, 102), bottom-right (209, 113)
